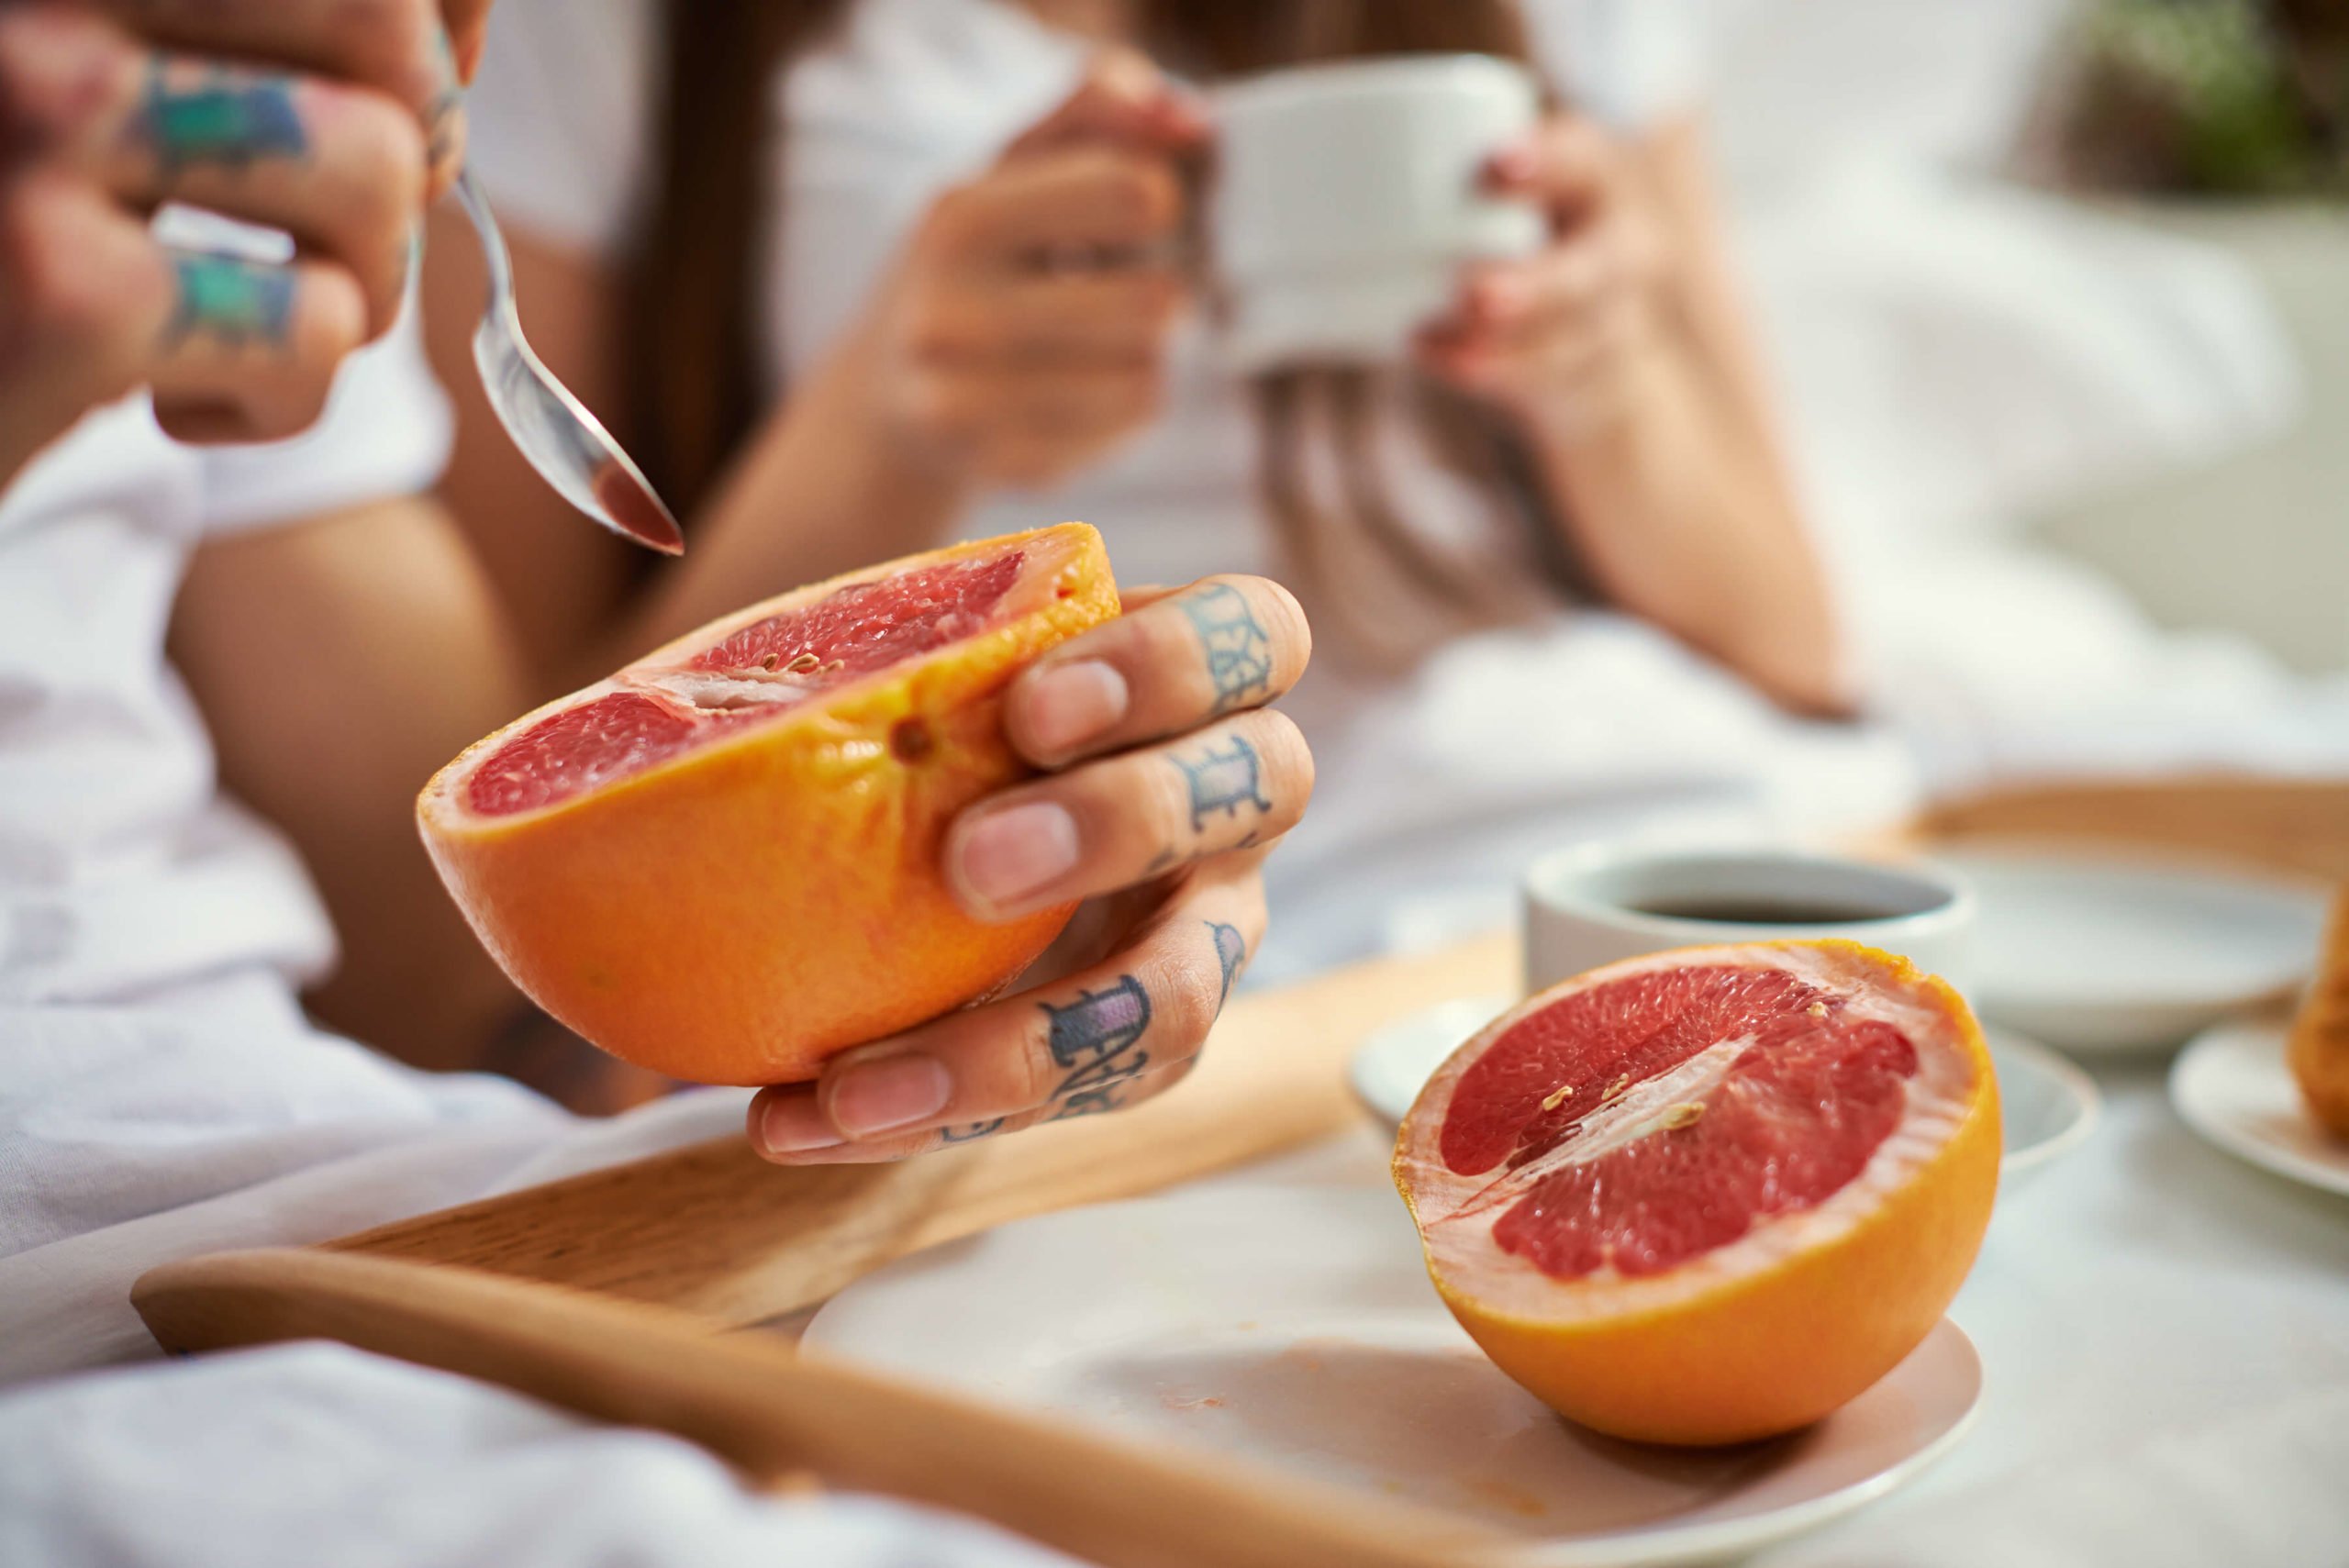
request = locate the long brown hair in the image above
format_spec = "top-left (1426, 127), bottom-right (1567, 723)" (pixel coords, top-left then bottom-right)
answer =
top-left (636, 0), bottom-right (1572, 657)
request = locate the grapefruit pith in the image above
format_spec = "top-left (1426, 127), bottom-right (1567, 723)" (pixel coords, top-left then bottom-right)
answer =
top-left (1395, 940), bottom-right (1998, 1446)
top-left (418, 524), bottom-right (1119, 1085)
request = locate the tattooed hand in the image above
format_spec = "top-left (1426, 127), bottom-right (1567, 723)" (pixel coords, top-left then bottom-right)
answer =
top-left (0, 0), bottom-right (491, 479)
top-left (750, 575), bottom-right (1314, 1162)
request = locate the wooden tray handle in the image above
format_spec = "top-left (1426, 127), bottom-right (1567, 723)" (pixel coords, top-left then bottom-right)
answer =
top-left (134, 1249), bottom-right (1513, 1568)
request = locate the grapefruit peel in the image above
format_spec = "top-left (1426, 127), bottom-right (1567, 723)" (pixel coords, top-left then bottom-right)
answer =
top-left (417, 524), bottom-right (1119, 1086)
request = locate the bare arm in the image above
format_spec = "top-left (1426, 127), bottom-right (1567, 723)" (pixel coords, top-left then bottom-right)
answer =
top-left (170, 495), bottom-right (533, 1071)
top-left (1424, 116), bottom-right (1847, 716)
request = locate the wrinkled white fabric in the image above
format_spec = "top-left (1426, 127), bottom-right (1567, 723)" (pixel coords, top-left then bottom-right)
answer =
top-left (0, 1342), bottom-right (1076, 1568)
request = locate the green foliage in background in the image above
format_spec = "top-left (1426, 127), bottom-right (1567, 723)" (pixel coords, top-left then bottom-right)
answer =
top-left (2062, 0), bottom-right (2348, 195)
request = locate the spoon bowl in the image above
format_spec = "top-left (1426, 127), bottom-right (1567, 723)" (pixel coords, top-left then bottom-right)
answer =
top-left (452, 171), bottom-right (682, 555)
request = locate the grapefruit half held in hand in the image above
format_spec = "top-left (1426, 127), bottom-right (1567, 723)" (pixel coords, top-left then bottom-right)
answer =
top-left (1395, 941), bottom-right (1998, 1446)
top-left (418, 524), bottom-right (1119, 1085)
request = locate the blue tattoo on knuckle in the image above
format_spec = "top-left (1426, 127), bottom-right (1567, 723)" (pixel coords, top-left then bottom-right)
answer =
top-left (1169, 733), bottom-right (1273, 833)
top-left (132, 61), bottom-right (307, 178)
top-left (1042, 975), bottom-right (1152, 1118)
top-left (162, 254), bottom-right (296, 350)
top-left (1180, 584), bottom-right (1274, 716)
top-left (1208, 920), bottom-right (1247, 1007)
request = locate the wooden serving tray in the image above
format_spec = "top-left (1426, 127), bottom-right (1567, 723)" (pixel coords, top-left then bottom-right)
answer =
top-left (133, 776), bottom-right (2346, 1567)
top-left (138, 931), bottom-right (1526, 1568)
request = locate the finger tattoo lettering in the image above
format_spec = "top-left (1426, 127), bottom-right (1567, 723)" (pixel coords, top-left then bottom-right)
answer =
top-left (162, 254), bottom-right (295, 349)
top-left (1208, 920), bottom-right (1247, 1007)
top-left (132, 61), bottom-right (307, 177)
top-left (1181, 584), bottom-right (1274, 716)
top-left (1169, 734), bottom-right (1272, 831)
top-left (1043, 975), bottom-right (1152, 1118)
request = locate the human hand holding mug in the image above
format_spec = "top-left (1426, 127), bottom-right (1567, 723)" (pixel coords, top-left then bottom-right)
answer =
top-left (837, 52), bottom-right (1206, 493)
top-left (1416, 109), bottom-right (1671, 434)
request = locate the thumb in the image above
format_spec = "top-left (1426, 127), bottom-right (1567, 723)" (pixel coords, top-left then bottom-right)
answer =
top-left (1007, 48), bottom-right (1209, 157)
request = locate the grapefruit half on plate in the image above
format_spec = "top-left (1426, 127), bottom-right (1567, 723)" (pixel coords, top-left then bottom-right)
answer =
top-left (418, 523), bottom-right (1119, 1085)
top-left (1395, 940), bottom-right (1998, 1446)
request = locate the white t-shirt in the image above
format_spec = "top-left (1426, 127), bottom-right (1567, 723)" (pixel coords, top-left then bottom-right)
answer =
top-left (0, 345), bottom-right (443, 1006)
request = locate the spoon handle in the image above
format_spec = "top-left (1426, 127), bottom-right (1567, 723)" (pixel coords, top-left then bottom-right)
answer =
top-left (452, 170), bottom-right (515, 302)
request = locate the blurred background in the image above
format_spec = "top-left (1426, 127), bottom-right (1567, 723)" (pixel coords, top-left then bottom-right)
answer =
top-left (1702, 0), bottom-right (2344, 673)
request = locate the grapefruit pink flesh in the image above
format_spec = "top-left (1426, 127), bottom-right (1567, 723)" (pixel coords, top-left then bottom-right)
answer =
top-left (1396, 941), bottom-right (1998, 1445)
top-left (467, 552), bottom-right (1027, 817)
top-left (1441, 965), bottom-right (1919, 1279)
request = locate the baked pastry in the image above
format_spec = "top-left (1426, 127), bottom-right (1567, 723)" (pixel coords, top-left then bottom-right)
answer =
top-left (2288, 887), bottom-right (2349, 1139)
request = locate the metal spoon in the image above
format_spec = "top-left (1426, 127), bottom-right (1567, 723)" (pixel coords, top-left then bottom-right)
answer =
top-left (451, 170), bottom-right (684, 555)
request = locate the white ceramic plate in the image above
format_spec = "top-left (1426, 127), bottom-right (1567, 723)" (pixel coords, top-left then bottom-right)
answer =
top-left (1347, 996), bottom-right (2099, 1186)
top-left (806, 1187), bottom-right (1980, 1567)
top-left (2171, 1018), bottom-right (2349, 1199)
top-left (1937, 849), bottom-right (2328, 1053)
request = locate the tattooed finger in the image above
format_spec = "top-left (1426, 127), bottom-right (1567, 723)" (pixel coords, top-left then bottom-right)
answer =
top-left (1005, 574), bottom-right (1310, 767)
top-left (748, 860), bottom-right (1263, 1162)
top-left (0, 12), bottom-right (427, 333)
top-left (946, 706), bottom-right (1309, 919)
top-left (147, 248), bottom-right (368, 442)
top-left (753, 1058), bottom-right (1204, 1165)
top-left (90, 0), bottom-right (464, 192)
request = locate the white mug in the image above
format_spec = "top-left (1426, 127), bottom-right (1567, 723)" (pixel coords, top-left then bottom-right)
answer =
top-left (1522, 843), bottom-right (1978, 995)
top-left (1209, 54), bottom-right (1543, 373)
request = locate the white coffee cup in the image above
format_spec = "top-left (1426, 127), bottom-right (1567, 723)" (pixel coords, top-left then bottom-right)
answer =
top-left (1209, 54), bottom-right (1543, 373)
top-left (1522, 843), bottom-right (1977, 995)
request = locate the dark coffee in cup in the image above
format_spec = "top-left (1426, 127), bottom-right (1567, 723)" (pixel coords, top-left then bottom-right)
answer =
top-left (1629, 897), bottom-right (1900, 925)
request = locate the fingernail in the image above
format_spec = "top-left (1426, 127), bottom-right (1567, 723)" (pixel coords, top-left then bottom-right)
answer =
top-left (1472, 274), bottom-right (1523, 320)
top-left (1158, 85), bottom-right (1212, 139)
top-left (830, 1054), bottom-right (952, 1137)
top-left (757, 1092), bottom-right (842, 1154)
top-left (955, 801), bottom-right (1081, 908)
top-left (1023, 660), bottom-right (1129, 755)
top-left (1486, 142), bottom-right (1536, 186)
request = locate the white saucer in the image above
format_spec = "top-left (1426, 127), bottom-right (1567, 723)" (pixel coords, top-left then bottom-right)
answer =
top-left (806, 1186), bottom-right (1982, 1566)
top-left (1347, 996), bottom-right (2099, 1185)
top-left (2171, 1018), bottom-right (2349, 1199)
top-left (1937, 848), bottom-right (2328, 1053)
